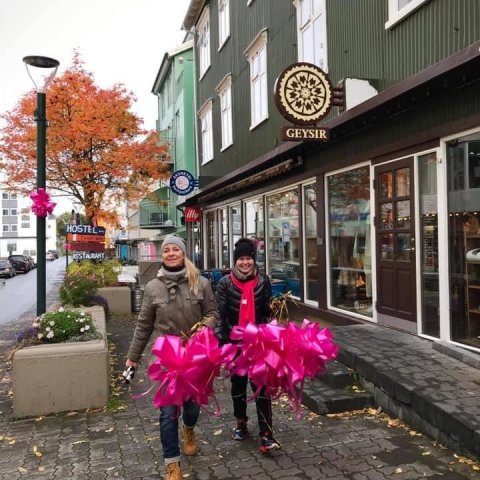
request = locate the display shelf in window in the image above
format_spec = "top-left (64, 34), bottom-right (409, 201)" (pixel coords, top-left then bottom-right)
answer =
top-left (464, 234), bottom-right (480, 340)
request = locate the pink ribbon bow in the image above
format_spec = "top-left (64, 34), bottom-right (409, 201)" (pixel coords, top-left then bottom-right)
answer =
top-left (146, 327), bottom-right (237, 415)
top-left (30, 188), bottom-right (56, 217)
top-left (229, 319), bottom-right (339, 418)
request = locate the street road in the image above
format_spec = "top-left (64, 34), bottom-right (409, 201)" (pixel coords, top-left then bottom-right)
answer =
top-left (0, 257), bottom-right (66, 325)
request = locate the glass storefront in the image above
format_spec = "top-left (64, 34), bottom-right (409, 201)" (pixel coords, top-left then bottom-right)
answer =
top-left (206, 210), bottom-right (217, 269)
top-left (220, 208), bottom-right (229, 268)
top-left (327, 166), bottom-right (372, 317)
top-left (245, 198), bottom-right (265, 272)
top-left (419, 152), bottom-right (439, 337)
top-left (266, 189), bottom-right (301, 297)
top-left (447, 133), bottom-right (480, 349)
top-left (303, 183), bottom-right (318, 302)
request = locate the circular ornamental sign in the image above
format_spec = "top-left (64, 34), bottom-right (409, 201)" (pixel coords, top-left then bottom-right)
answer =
top-left (274, 62), bottom-right (333, 125)
top-left (170, 170), bottom-right (196, 196)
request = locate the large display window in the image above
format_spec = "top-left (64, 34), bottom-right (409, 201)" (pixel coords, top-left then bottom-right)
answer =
top-left (266, 189), bottom-right (301, 296)
top-left (303, 183), bottom-right (318, 302)
top-left (245, 198), bottom-right (265, 272)
top-left (447, 133), bottom-right (480, 349)
top-left (327, 166), bottom-right (372, 316)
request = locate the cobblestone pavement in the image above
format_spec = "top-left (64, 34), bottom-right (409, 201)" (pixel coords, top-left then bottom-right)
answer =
top-left (1, 281), bottom-right (479, 480)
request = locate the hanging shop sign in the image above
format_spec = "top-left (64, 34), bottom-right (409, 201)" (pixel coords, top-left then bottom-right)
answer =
top-left (72, 251), bottom-right (105, 261)
top-left (169, 170), bottom-right (199, 196)
top-left (66, 242), bottom-right (105, 253)
top-left (185, 206), bottom-right (201, 223)
top-left (274, 62), bottom-right (344, 141)
top-left (66, 233), bottom-right (105, 243)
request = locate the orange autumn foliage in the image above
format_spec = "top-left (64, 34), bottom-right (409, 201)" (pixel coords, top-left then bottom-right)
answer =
top-left (0, 53), bottom-right (170, 224)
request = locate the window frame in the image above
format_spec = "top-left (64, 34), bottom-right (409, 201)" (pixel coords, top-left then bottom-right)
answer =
top-left (295, 0), bottom-right (328, 71)
top-left (218, 0), bottom-right (230, 50)
top-left (2, 225), bottom-right (9, 232)
top-left (245, 29), bottom-right (268, 129)
top-left (197, 6), bottom-right (211, 79)
top-left (385, 0), bottom-right (430, 29)
top-left (216, 74), bottom-right (233, 151)
top-left (198, 99), bottom-right (214, 165)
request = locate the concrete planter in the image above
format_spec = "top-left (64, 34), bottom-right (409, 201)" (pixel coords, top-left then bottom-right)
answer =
top-left (97, 286), bottom-right (132, 314)
top-left (12, 306), bottom-right (109, 418)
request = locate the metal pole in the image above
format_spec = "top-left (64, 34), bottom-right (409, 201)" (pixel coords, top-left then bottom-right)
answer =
top-left (36, 92), bottom-right (47, 316)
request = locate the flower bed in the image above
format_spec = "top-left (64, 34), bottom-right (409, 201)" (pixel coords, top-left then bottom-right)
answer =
top-left (12, 305), bottom-right (109, 418)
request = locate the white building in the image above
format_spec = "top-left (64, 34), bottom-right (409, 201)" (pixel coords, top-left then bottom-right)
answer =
top-left (0, 189), bottom-right (57, 258)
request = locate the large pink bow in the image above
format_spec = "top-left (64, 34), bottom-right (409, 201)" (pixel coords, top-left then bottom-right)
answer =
top-left (229, 320), bottom-right (338, 418)
top-left (146, 327), bottom-right (237, 414)
top-left (30, 188), bottom-right (56, 217)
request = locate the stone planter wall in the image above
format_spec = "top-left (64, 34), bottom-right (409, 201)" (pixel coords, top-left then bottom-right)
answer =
top-left (97, 286), bottom-right (132, 314)
top-left (12, 306), bottom-right (109, 418)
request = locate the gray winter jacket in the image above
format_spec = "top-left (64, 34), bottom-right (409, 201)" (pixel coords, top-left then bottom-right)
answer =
top-left (127, 269), bottom-right (217, 363)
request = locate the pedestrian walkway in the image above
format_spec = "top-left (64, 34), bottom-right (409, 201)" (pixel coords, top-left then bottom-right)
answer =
top-left (0, 295), bottom-right (479, 478)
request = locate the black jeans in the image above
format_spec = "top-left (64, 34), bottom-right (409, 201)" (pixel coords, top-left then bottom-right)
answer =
top-left (231, 374), bottom-right (273, 436)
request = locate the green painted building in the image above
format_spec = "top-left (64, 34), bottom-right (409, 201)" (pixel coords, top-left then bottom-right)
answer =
top-left (181, 0), bottom-right (480, 354)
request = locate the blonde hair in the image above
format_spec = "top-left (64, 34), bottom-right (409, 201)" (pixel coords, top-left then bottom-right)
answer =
top-left (185, 257), bottom-right (200, 295)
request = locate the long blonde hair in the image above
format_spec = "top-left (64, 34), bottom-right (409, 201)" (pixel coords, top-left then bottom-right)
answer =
top-left (185, 257), bottom-right (200, 295)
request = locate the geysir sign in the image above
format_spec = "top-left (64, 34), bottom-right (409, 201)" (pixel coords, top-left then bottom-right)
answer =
top-left (274, 62), bottom-right (342, 142)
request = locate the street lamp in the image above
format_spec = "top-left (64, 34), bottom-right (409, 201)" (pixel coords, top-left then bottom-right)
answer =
top-left (23, 55), bottom-right (59, 316)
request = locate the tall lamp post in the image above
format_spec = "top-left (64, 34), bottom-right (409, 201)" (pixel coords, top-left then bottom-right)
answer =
top-left (23, 55), bottom-right (59, 316)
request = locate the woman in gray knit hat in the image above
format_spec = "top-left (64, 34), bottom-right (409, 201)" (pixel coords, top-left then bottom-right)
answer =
top-left (125, 234), bottom-right (216, 480)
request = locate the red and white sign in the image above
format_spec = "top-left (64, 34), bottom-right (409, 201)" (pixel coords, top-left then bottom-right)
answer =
top-left (185, 207), bottom-right (201, 223)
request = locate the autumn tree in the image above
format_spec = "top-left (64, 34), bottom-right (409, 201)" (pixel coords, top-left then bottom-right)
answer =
top-left (0, 52), bottom-right (169, 225)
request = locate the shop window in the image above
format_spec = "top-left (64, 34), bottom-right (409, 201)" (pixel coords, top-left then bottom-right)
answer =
top-left (230, 205), bottom-right (242, 257)
top-left (206, 210), bottom-right (218, 269)
top-left (266, 189), bottom-right (301, 297)
top-left (447, 136), bottom-right (480, 349)
top-left (303, 183), bottom-right (318, 302)
top-left (419, 152), bottom-right (439, 338)
top-left (327, 166), bottom-right (372, 317)
top-left (245, 198), bottom-right (265, 273)
top-left (220, 208), bottom-right (229, 268)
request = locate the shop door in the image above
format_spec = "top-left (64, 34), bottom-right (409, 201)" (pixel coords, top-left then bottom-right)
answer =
top-left (375, 158), bottom-right (417, 324)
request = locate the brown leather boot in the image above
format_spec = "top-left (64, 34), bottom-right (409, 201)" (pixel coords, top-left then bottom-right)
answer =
top-left (166, 462), bottom-right (181, 480)
top-left (181, 424), bottom-right (199, 455)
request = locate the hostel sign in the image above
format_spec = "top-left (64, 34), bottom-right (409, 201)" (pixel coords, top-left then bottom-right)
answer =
top-left (65, 224), bottom-right (105, 260)
top-left (274, 62), bottom-right (343, 142)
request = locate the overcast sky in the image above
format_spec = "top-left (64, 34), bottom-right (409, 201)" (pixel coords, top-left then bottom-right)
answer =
top-left (0, 0), bottom-right (191, 131)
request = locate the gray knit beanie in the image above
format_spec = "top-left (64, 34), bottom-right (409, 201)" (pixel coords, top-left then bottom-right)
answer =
top-left (161, 235), bottom-right (186, 254)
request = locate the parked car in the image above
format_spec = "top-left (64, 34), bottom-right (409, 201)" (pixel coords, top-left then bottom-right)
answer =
top-left (45, 251), bottom-right (55, 261)
top-left (48, 249), bottom-right (59, 259)
top-left (8, 254), bottom-right (32, 273)
top-left (0, 259), bottom-right (16, 278)
top-left (23, 250), bottom-right (37, 267)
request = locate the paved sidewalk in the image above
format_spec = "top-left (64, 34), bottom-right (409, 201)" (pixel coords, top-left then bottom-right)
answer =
top-left (1, 296), bottom-right (479, 479)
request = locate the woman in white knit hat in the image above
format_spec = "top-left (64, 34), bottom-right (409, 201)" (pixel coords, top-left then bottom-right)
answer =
top-left (125, 235), bottom-right (216, 480)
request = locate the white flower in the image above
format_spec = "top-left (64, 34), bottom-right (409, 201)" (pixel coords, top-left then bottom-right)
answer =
top-left (37, 333), bottom-right (43, 339)
top-left (79, 318), bottom-right (84, 323)
top-left (84, 325), bottom-right (90, 331)
top-left (58, 307), bottom-right (65, 313)
top-left (32, 322), bottom-right (39, 328)
top-left (45, 326), bottom-right (51, 332)
top-left (80, 312), bottom-right (86, 316)
top-left (49, 321), bottom-right (55, 326)
top-left (80, 327), bottom-right (85, 333)
top-left (47, 331), bottom-right (54, 339)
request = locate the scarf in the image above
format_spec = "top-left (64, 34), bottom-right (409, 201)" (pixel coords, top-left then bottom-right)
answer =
top-left (230, 271), bottom-right (259, 327)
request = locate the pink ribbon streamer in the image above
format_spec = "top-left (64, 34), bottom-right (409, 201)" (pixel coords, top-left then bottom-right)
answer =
top-left (229, 320), bottom-right (339, 418)
top-left (145, 327), bottom-right (237, 415)
top-left (30, 188), bottom-right (56, 217)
